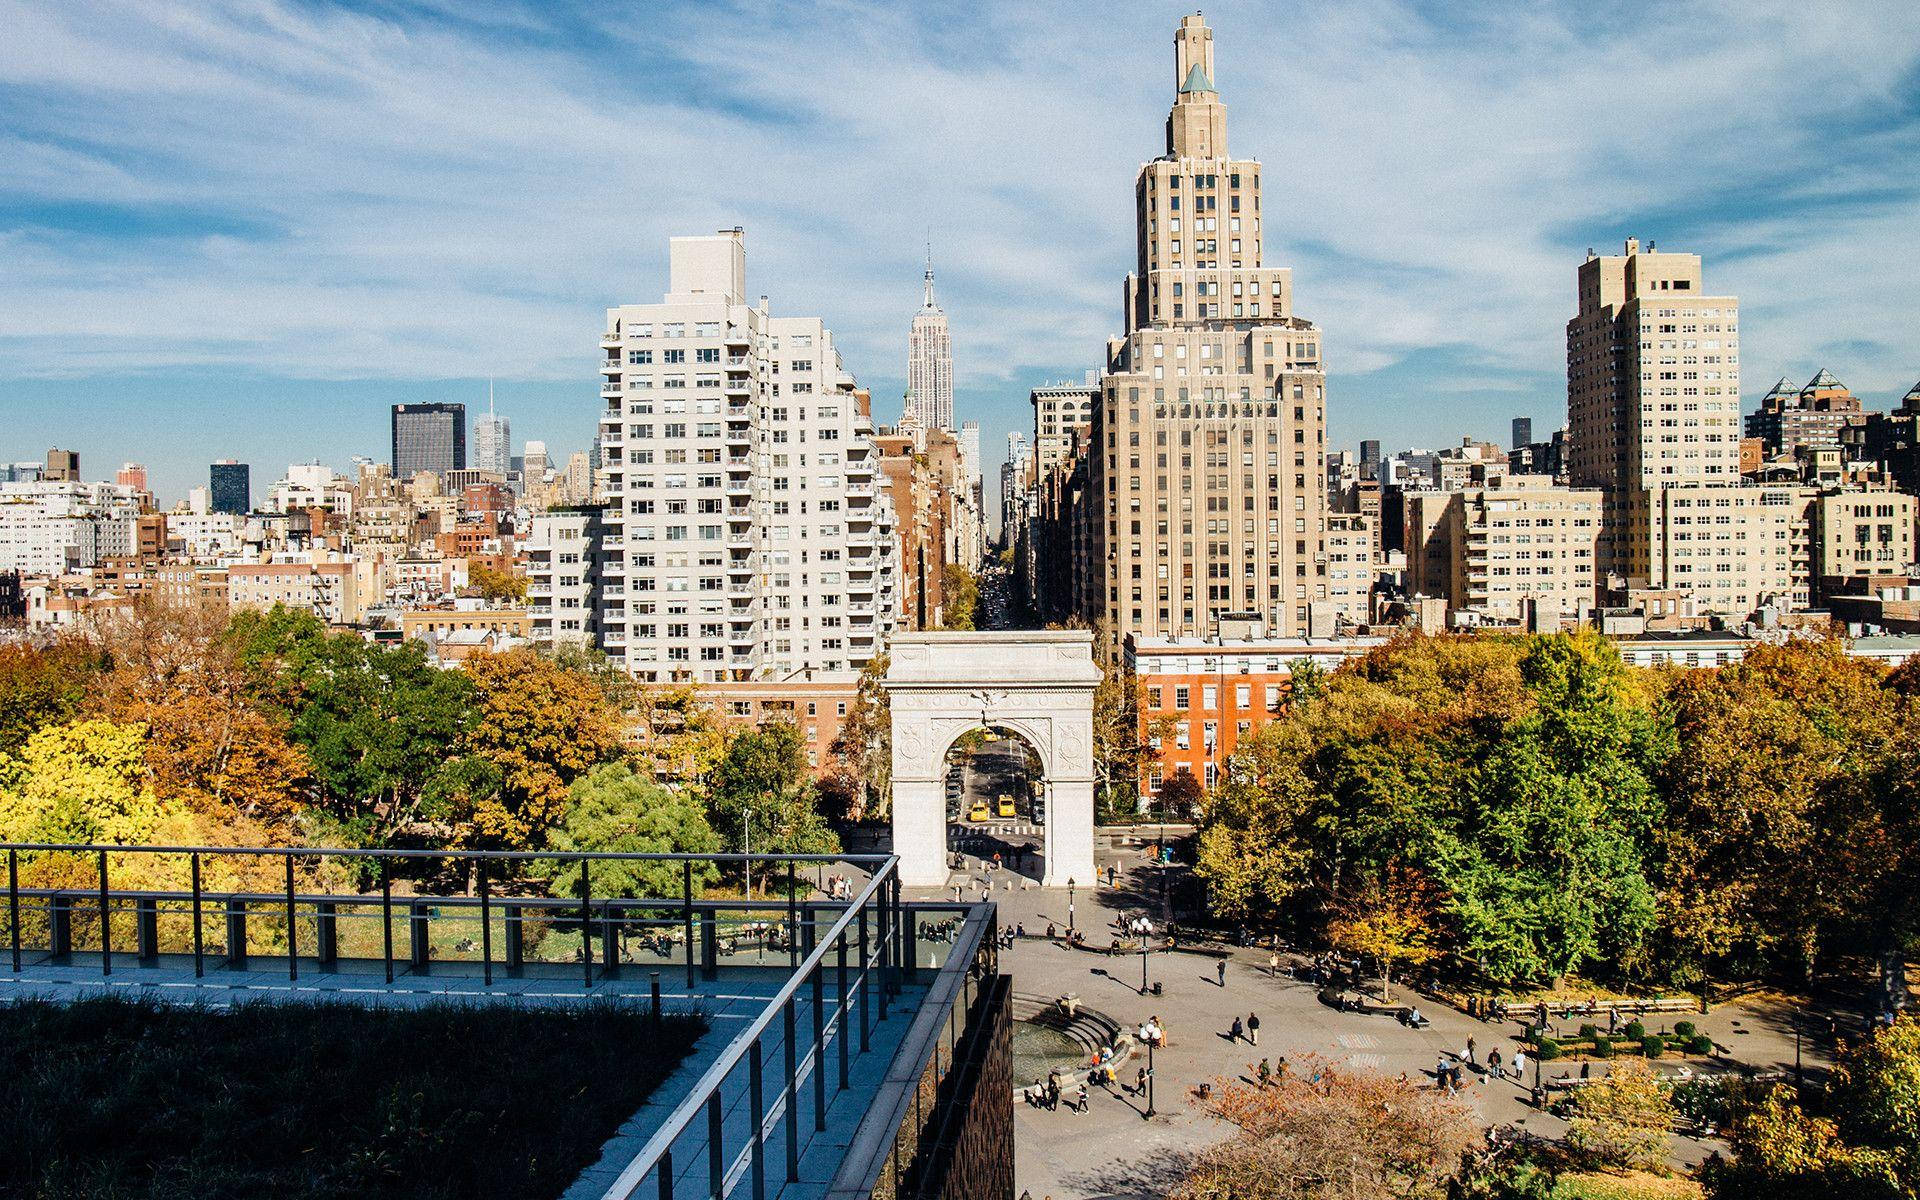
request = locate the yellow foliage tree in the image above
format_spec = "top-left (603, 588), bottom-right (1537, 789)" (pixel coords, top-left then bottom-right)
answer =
top-left (1326, 866), bottom-right (1441, 1002)
top-left (459, 648), bottom-right (624, 851)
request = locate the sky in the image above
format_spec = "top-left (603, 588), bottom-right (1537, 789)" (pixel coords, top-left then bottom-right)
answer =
top-left (3, 0), bottom-right (1919, 510)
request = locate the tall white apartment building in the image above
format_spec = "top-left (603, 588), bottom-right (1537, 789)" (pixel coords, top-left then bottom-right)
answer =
top-left (525, 509), bottom-right (599, 648)
top-left (0, 480), bottom-right (141, 574)
top-left (595, 230), bottom-right (896, 682)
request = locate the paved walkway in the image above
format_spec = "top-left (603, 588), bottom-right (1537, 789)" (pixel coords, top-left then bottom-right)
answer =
top-left (915, 846), bottom-right (1838, 1200)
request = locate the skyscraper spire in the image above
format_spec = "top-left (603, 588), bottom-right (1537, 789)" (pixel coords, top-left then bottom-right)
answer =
top-left (907, 239), bottom-right (953, 431)
top-left (922, 238), bottom-right (937, 310)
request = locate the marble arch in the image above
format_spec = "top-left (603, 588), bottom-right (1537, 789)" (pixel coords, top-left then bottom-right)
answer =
top-left (883, 631), bottom-right (1101, 888)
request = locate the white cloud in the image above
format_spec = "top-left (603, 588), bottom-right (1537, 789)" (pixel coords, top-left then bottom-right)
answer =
top-left (0, 0), bottom-right (1917, 467)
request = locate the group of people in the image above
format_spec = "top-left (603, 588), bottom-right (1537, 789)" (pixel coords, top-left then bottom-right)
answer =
top-left (820, 873), bottom-right (857, 901)
top-left (1227, 1012), bottom-right (1262, 1045)
top-left (1022, 1074), bottom-right (1089, 1114)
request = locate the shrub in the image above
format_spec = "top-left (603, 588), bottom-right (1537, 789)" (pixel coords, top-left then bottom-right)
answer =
top-left (1623, 1019), bottom-right (1647, 1041)
top-left (1673, 1020), bottom-right (1696, 1040)
top-left (1591, 1036), bottom-right (1615, 1058)
top-left (1536, 1037), bottom-right (1563, 1061)
top-left (1685, 1034), bottom-right (1714, 1056)
top-left (1641, 1035), bottom-right (1666, 1058)
top-left (1579, 1022), bottom-right (1600, 1040)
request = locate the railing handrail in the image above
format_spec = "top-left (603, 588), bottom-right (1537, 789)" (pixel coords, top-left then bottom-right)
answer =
top-left (598, 855), bottom-right (899, 1200)
top-left (0, 842), bottom-right (889, 866)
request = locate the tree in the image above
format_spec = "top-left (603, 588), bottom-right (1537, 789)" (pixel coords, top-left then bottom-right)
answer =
top-left (1176, 1056), bottom-right (1478, 1200)
top-left (0, 719), bottom-right (172, 846)
top-left (458, 648), bottom-right (624, 852)
top-left (1563, 1057), bottom-right (1674, 1171)
top-left (543, 763), bottom-right (721, 899)
top-left (1155, 770), bottom-right (1203, 823)
top-left (1433, 632), bottom-right (1666, 986)
top-left (1090, 662), bottom-right (1149, 820)
top-left (0, 639), bottom-right (96, 757)
top-left (1194, 769), bottom-right (1313, 926)
top-left (630, 683), bottom-right (729, 790)
top-left (825, 654), bottom-right (891, 821)
top-left (468, 562), bottom-right (528, 604)
top-left (1707, 1017), bottom-right (1920, 1198)
top-left (938, 563), bottom-right (977, 630)
top-left (1326, 866), bottom-right (1441, 1001)
top-left (707, 722), bottom-right (839, 888)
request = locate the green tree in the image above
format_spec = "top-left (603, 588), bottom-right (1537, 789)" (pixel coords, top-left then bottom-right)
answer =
top-left (544, 763), bottom-right (721, 899)
top-left (707, 723), bottom-right (838, 884)
top-left (1433, 632), bottom-right (1666, 985)
top-left (939, 563), bottom-right (977, 630)
top-left (1194, 768), bottom-right (1313, 926)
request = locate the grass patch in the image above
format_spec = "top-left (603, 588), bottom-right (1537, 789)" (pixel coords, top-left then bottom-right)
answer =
top-left (0, 994), bottom-right (705, 1200)
top-left (1552, 1170), bottom-right (1703, 1200)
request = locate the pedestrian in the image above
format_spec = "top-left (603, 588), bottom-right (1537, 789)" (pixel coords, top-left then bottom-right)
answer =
top-left (1107, 864), bottom-right (1117, 887)
top-left (1216, 960), bottom-right (1227, 987)
top-left (1248, 1012), bottom-right (1260, 1046)
top-left (1135, 1065), bottom-right (1147, 1095)
top-left (1510, 1049), bottom-right (1527, 1082)
top-left (1488, 1048), bottom-right (1503, 1080)
top-left (1466, 1036), bottom-right (1477, 1066)
top-left (1016, 922), bottom-right (1026, 938)
top-left (1276, 1056), bottom-right (1289, 1084)
top-left (1230, 1016), bottom-right (1244, 1042)
top-left (1046, 922), bottom-right (1056, 940)
top-left (1257, 1057), bottom-right (1271, 1087)
top-left (1074, 1083), bottom-right (1089, 1113)
top-left (1268, 952), bottom-right (1279, 978)
top-left (1581, 1060), bottom-right (1591, 1081)
top-left (1436, 1056), bottom-right (1448, 1088)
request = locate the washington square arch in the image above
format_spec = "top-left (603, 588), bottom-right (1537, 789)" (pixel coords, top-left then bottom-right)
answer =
top-left (883, 631), bottom-right (1102, 888)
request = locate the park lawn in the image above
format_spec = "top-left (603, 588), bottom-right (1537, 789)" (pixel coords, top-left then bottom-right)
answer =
top-left (0, 995), bottom-right (705, 1200)
top-left (1552, 1170), bottom-right (1704, 1200)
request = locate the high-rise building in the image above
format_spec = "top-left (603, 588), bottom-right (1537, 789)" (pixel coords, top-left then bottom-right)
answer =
top-left (1358, 439), bottom-right (1381, 480)
top-left (1567, 238), bottom-right (1742, 586)
top-left (1848, 380), bottom-right (1920, 493)
top-left (116, 463), bottom-right (148, 492)
top-left (595, 229), bottom-right (895, 681)
top-left (474, 389), bottom-right (512, 477)
top-left (391, 403), bottom-right (466, 479)
top-left (906, 250), bottom-right (953, 431)
top-left (1511, 417), bottom-right (1533, 452)
top-left (1032, 379), bottom-right (1096, 477)
top-left (208, 461), bottom-right (250, 515)
top-left (44, 450), bottom-right (78, 482)
top-left (1087, 13), bottom-right (1331, 649)
top-left (1745, 370), bottom-right (1866, 461)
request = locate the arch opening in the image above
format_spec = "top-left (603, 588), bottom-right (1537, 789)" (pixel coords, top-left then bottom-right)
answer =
top-left (942, 724), bottom-right (1046, 883)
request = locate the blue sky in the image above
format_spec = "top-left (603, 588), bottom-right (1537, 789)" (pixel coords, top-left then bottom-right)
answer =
top-left (3, 0), bottom-right (1919, 509)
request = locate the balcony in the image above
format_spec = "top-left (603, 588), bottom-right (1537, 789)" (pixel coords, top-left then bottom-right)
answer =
top-left (728, 583), bottom-right (755, 596)
top-left (601, 384), bottom-right (622, 398)
top-left (600, 361), bottom-right (621, 375)
top-left (726, 480), bottom-right (753, 497)
top-left (600, 335), bottom-right (622, 349)
top-left (726, 355), bottom-right (748, 367)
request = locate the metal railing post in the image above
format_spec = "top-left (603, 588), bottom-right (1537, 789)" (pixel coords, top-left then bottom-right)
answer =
top-left (683, 860), bottom-right (695, 988)
top-left (783, 995), bottom-right (798, 1182)
top-left (811, 958), bottom-right (826, 1129)
top-left (285, 854), bottom-right (298, 981)
top-left (191, 852), bottom-right (203, 978)
top-left (479, 864), bottom-right (493, 986)
top-left (786, 861), bottom-right (798, 973)
top-left (836, 931), bottom-right (849, 1090)
top-left (749, 1039), bottom-right (766, 1200)
top-left (580, 858), bottom-right (593, 989)
top-left (137, 896), bottom-right (158, 966)
top-left (657, 1146), bottom-right (673, 1200)
top-left (97, 848), bottom-right (110, 976)
top-left (858, 906), bottom-right (871, 1051)
top-left (707, 1092), bottom-right (724, 1200)
top-left (8, 848), bottom-right (19, 973)
top-left (381, 859), bottom-right (394, 984)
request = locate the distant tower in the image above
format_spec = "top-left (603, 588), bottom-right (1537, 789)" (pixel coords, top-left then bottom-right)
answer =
top-left (474, 382), bottom-right (512, 476)
top-left (209, 461), bottom-right (251, 515)
top-left (907, 245), bottom-right (954, 431)
top-left (391, 403), bottom-right (466, 479)
top-left (1511, 417), bottom-right (1533, 450)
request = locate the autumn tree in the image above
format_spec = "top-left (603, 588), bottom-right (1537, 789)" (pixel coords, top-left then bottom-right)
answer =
top-left (630, 683), bottom-right (728, 790)
top-left (0, 638), bottom-right (97, 756)
top-left (1326, 866), bottom-right (1441, 1001)
top-left (1563, 1058), bottom-right (1674, 1171)
top-left (825, 653), bottom-right (891, 821)
top-left (1090, 659), bottom-right (1149, 820)
top-left (1176, 1056), bottom-right (1478, 1200)
top-left (1194, 768), bottom-right (1313, 927)
top-left (0, 719), bottom-right (172, 847)
top-left (938, 563), bottom-right (977, 630)
top-left (1155, 770), bottom-right (1203, 823)
top-left (457, 647), bottom-right (624, 852)
top-left (543, 763), bottom-right (721, 899)
top-left (467, 561), bottom-right (529, 604)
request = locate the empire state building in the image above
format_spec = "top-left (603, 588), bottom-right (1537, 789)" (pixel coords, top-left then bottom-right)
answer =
top-left (907, 252), bottom-right (953, 432)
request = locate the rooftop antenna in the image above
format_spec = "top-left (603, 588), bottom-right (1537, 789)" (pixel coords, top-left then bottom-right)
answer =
top-left (923, 231), bottom-right (935, 308)
top-left (487, 378), bottom-right (495, 417)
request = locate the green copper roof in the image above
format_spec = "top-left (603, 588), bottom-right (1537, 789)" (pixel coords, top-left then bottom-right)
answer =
top-left (1180, 62), bottom-right (1215, 94)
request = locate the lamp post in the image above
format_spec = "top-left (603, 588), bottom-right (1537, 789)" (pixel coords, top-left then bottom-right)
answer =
top-left (1067, 878), bottom-right (1076, 940)
top-left (1140, 943), bottom-right (1150, 995)
top-left (1144, 1037), bottom-right (1156, 1118)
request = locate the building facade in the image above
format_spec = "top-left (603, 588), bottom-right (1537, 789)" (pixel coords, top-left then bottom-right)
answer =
top-left (209, 460), bottom-right (250, 515)
top-left (525, 508), bottom-right (600, 648)
top-left (392, 403), bottom-right (467, 480)
top-left (474, 400), bottom-right (512, 477)
top-left (906, 254), bottom-right (953, 432)
top-left (1086, 14), bottom-right (1332, 655)
top-left (594, 230), bottom-right (896, 682)
top-left (1403, 467), bottom-right (1603, 623)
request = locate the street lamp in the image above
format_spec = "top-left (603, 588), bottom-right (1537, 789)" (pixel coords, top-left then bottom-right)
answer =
top-left (1144, 1038), bottom-right (1157, 1118)
top-left (1067, 878), bottom-right (1076, 940)
top-left (1140, 942), bottom-right (1151, 995)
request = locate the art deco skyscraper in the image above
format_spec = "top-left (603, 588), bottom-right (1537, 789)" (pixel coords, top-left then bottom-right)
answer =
top-left (1086, 13), bottom-right (1331, 650)
top-left (907, 251), bottom-right (953, 432)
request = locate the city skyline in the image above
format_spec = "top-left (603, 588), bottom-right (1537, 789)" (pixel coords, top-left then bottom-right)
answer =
top-left (4, 2), bottom-right (1920, 506)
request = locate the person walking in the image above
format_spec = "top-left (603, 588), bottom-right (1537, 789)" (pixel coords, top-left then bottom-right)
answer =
top-left (1510, 1049), bottom-right (1527, 1086)
top-left (1268, 952), bottom-right (1280, 978)
top-left (1436, 1055), bottom-right (1449, 1089)
top-left (1488, 1048), bottom-right (1503, 1080)
top-left (1248, 1012), bottom-right (1261, 1046)
top-left (1466, 1036), bottom-right (1477, 1067)
top-left (1230, 1016), bottom-right (1245, 1043)
top-left (1276, 1055), bottom-right (1289, 1084)
top-left (1074, 1083), bottom-right (1089, 1113)
top-left (1216, 960), bottom-right (1227, 987)
top-left (1107, 864), bottom-right (1117, 887)
top-left (1257, 1057), bottom-right (1271, 1087)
